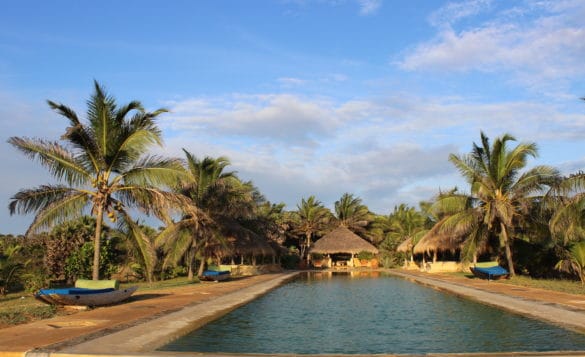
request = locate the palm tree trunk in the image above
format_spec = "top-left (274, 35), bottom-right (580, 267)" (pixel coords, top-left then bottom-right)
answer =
top-left (92, 205), bottom-right (104, 280)
top-left (197, 258), bottom-right (206, 277)
top-left (500, 222), bottom-right (516, 276)
top-left (187, 250), bottom-right (194, 281)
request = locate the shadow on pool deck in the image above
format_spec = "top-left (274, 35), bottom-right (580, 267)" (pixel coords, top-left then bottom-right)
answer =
top-left (0, 269), bottom-right (584, 357)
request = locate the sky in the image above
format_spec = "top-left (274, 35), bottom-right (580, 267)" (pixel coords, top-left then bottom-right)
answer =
top-left (1, 0), bottom-right (585, 234)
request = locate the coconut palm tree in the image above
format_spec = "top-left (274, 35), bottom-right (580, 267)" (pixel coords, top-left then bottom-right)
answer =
top-left (292, 196), bottom-right (332, 261)
top-left (334, 193), bottom-right (371, 235)
top-left (437, 132), bottom-right (559, 276)
top-left (156, 151), bottom-right (256, 279)
top-left (8, 81), bottom-right (186, 281)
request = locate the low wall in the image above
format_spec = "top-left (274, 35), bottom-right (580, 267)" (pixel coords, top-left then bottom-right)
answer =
top-left (422, 261), bottom-right (462, 273)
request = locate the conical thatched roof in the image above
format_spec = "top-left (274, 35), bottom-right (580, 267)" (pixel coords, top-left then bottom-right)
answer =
top-left (396, 237), bottom-right (413, 253)
top-left (310, 226), bottom-right (379, 255)
top-left (413, 220), bottom-right (464, 254)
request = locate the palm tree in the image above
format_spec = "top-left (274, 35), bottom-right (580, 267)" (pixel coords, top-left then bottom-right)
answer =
top-left (334, 193), bottom-right (371, 235)
top-left (8, 81), bottom-right (185, 281)
top-left (156, 151), bottom-right (256, 279)
top-left (384, 204), bottom-right (427, 263)
top-left (556, 240), bottom-right (585, 285)
top-left (548, 172), bottom-right (585, 244)
top-left (438, 132), bottom-right (559, 276)
top-left (292, 196), bottom-right (332, 261)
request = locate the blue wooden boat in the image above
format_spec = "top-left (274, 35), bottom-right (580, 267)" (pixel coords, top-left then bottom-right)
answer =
top-left (199, 270), bottom-right (231, 282)
top-left (470, 266), bottom-right (510, 280)
top-left (35, 279), bottom-right (137, 306)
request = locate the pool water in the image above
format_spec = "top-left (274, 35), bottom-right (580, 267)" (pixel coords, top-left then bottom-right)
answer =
top-left (161, 272), bottom-right (585, 354)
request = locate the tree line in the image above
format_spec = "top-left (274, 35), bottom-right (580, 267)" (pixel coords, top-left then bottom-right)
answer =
top-left (1, 82), bottom-right (584, 294)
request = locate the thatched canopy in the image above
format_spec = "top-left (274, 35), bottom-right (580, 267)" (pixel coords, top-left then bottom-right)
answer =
top-left (413, 221), bottom-right (464, 254)
top-left (396, 237), bottom-right (413, 253)
top-left (209, 221), bottom-right (275, 258)
top-left (309, 226), bottom-right (379, 255)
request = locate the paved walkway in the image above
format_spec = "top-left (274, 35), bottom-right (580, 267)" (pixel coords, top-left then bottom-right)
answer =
top-left (0, 270), bottom-right (584, 357)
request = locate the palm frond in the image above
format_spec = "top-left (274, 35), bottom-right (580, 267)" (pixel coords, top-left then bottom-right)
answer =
top-left (117, 211), bottom-right (156, 282)
top-left (9, 185), bottom-right (86, 215)
top-left (22, 191), bottom-right (89, 235)
top-left (8, 137), bottom-right (91, 186)
top-left (120, 156), bottom-right (186, 187)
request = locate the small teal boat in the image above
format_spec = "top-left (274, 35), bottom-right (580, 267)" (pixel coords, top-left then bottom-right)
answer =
top-left (199, 270), bottom-right (230, 282)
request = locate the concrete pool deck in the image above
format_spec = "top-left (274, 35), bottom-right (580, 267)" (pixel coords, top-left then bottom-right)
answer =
top-left (0, 269), bottom-right (584, 357)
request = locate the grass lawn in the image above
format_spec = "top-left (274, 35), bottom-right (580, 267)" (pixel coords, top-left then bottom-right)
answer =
top-left (448, 271), bottom-right (585, 295)
top-left (0, 276), bottom-right (200, 329)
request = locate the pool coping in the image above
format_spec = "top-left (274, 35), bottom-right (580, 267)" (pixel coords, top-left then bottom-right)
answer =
top-left (5, 270), bottom-right (585, 357)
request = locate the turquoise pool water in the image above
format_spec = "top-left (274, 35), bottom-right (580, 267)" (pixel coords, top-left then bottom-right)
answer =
top-left (161, 272), bottom-right (585, 354)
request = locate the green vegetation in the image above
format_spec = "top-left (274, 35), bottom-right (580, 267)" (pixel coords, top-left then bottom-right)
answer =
top-left (3, 83), bottom-right (585, 302)
top-left (8, 81), bottom-right (186, 281)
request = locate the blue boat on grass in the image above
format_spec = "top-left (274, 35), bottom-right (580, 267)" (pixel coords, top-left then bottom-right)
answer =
top-left (470, 265), bottom-right (510, 280)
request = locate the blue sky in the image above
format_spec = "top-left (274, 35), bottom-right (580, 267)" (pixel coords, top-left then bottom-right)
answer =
top-left (1, 0), bottom-right (585, 234)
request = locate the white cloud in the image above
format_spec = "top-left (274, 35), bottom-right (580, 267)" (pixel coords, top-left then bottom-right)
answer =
top-left (158, 91), bottom-right (585, 214)
top-left (399, 1), bottom-right (585, 91)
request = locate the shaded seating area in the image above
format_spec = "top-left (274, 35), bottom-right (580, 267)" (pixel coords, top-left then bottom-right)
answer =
top-left (309, 226), bottom-right (379, 268)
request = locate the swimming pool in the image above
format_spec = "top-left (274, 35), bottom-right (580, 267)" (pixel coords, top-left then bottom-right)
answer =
top-left (160, 271), bottom-right (585, 354)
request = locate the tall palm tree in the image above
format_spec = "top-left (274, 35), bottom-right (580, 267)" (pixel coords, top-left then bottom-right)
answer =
top-left (438, 132), bottom-right (559, 276)
top-left (292, 196), bottom-right (332, 261)
top-left (8, 81), bottom-right (185, 281)
top-left (334, 193), bottom-right (371, 234)
top-left (156, 151), bottom-right (255, 279)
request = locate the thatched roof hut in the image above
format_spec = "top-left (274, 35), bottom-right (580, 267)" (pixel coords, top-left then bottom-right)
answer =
top-left (396, 237), bottom-right (413, 253)
top-left (413, 220), bottom-right (464, 255)
top-left (310, 226), bottom-right (379, 255)
top-left (208, 221), bottom-right (275, 259)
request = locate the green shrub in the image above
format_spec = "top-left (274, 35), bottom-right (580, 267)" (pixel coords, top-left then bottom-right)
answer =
top-left (356, 251), bottom-right (374, 260)
top-left (65, 239), bottom-right (117, 281)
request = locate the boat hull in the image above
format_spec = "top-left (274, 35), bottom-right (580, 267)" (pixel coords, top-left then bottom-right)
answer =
top-left (470, 266), bottom-right (510, 280)
top-left (199, 270), bottom-right (230, 282)
top-left (35, 286), bottom-right (138, 306)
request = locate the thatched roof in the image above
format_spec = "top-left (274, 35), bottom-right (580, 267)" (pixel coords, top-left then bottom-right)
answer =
top-left (396, 237), bottom-right (413, 253)
top-left (209, 221), bottom-right (275, 258)
top-left (309, 226), bottom-right (379, 255)
top-left (413, 221), bottom-right (464, 254)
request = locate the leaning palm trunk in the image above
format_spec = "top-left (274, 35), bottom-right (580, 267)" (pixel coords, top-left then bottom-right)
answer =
top-left (500, 222), bottom-right (516, 276)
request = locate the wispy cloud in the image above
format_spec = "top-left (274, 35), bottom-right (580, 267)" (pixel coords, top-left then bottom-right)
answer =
top-left (159, 91), bottom-right (584, 213)
top-left (429, 0), bottom-right (493, 27)
top-left (399, 1), bottom-right (585, 93)
top-left (357, 0), bottom-right (382, 15)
